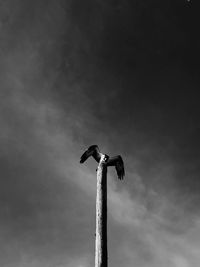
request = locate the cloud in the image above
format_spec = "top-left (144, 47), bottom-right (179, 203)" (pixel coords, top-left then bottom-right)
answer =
top-left (1, 1), bottom-right (200, 267)
top-left (1, 78), bottom-right (200, 267)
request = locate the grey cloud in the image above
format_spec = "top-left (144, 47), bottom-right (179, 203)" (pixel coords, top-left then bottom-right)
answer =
top-left (0, 1), bottom-right (200, 267)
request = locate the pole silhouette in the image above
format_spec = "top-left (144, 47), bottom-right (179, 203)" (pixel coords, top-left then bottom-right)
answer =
top-left (95, 154), bottom-right (108, 267)
top-left (80, 145), bottom-right (125, 267)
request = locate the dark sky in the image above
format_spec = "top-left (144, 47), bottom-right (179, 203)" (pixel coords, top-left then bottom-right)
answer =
top-left (0, 0), bottom-right (200, 266)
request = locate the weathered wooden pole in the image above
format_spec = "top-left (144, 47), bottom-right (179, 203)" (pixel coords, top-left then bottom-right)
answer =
top-left (95, 155), bottom-right (108, 267)
top-left (80, 145), bottom-right (124, 267)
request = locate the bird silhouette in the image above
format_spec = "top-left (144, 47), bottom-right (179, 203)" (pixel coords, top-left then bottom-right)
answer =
top-left (80, 145), bottom-right (125, 180)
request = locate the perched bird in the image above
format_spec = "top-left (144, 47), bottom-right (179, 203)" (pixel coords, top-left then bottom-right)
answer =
top-left (80, 145), bottom-right (125, 180)
top-left (80, 145), bottom-right (109, 163)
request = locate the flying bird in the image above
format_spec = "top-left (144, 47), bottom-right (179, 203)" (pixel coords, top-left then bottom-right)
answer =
top-left (80, 145), bottom-right (125, 180)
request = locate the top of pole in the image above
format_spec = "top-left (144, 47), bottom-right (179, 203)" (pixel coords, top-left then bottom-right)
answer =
top-left (80, 145), bottom-right (125, 180)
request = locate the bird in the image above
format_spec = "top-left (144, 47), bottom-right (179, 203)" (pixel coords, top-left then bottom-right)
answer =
top-left (80, 145), bottom-right (109, 163)
top-left (80, 145), bottom-right (125, 180)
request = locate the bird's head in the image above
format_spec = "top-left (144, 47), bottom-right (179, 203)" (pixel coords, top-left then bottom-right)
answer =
top-left (104, 154), bottom-right (109, 162)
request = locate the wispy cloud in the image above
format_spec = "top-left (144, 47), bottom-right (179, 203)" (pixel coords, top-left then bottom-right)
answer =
top-left (0, 1), bottom-right (200, 267)
top-left (1, 84), bottom-right (200, 267)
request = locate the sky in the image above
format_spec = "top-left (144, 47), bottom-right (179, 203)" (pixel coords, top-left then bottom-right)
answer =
top-left (0, 0), bottom-right (200, 266)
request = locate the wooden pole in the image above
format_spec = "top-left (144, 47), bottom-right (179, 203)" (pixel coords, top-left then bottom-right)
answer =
top-left (95, 155), bottom-right (108, 267)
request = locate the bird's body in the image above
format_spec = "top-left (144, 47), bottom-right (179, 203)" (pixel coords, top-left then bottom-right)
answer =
top-left (80, 145), bottom-right (125, 180)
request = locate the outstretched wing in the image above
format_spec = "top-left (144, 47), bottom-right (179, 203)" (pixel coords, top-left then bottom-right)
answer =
top-left (80, 149), bottom-right (93, 163)
top-left (115, 156), bottom-right (125, 180)
top-left (80, 145), bottom-right (101, 163)
top-left (107, 155), bottom-right (125, 180)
